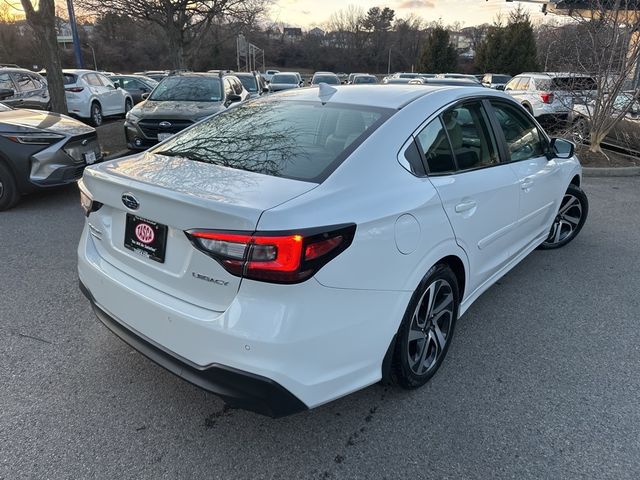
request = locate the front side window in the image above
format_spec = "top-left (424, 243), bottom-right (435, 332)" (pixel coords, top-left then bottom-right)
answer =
top-left (415, 118), bottom-right (456, 174)
top-left (152, 99), bottom-right (391, 182)
top-left (149, 77), bottom-right (222, 102)
top-left (490, 101), bottom-right (546, 162)
top-left (504, 78), bottom-right (519, 91)
top-left (14, 73), bottom-right (36, 92)
top-left (0, 73), bottom-right (15, 91)
top-left (441, 102), bottom-right (500, 171)
top-left (238, 75), bottom-right (258, 93)
top-left (516, 77), bottom-right (530, 90)
top-left (84, 74), bottom-right (102, 87)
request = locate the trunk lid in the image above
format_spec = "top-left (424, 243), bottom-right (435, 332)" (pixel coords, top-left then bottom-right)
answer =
top-left (82, 152), bottom-right (317, 312)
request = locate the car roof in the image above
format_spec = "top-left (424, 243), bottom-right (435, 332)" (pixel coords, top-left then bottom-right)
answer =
top-left (62, 69), bottom-right (99, 74)
top-left (0, 66), bottom-right (36, 74)
top-left (517, 72), bottom-right (593, 78)
top-left (272, 84), bottom-right (487, 109)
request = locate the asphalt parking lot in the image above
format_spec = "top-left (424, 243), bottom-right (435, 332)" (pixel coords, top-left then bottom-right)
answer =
top-left (1, 176), bottom-right (639, 479)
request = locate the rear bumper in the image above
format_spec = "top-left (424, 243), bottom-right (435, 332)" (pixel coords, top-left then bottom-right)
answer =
top-left (78, 223), bottom-right (409, 411)
top-left (79, 280), bottom-right (307, 418)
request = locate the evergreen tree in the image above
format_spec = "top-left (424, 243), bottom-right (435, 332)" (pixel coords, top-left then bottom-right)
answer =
top-left (418, 25), bottom-right (457, 73)
top-left (475, 7), bottom-right (539, 75)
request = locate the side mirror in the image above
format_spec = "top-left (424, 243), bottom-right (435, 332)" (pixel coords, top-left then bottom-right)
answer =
top-left (549, 138), bottom-right (575, 159)
top-left (0, 88), bottom-right (15, 100)
top-left (262, 86), bottom-right (269, 93)
top-left (227, 93), bottom-right (242, 103)
top-left (141, 92), bottom-right (150, 100)
top-left (496, 85), bottom-right (505, 91)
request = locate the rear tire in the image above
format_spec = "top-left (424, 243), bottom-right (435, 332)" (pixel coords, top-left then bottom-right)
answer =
top-left (539, 184), bottom-right (588, 250)
top-left (90, 102), bottom-right (103, 127)
top-left (393, 264), bottom-right (460, 389)
top-left (0, 162), bottom-right (19, 211)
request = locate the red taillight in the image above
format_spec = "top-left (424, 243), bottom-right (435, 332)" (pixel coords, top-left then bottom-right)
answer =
top-left (65, 87), bottom-right (84, 93)
top-left (186, 224), bottom-right (356, 284)
top-left (540, 92), bottom-right (554, 104)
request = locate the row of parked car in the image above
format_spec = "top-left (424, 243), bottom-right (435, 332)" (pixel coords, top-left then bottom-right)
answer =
top-left (0, 64), bottom-right (637, 212)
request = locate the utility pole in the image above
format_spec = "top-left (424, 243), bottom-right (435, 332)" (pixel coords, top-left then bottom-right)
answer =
top-left (66, 0), bottom-right (84, 68)
top-left (85, 44), bottom-right (97, 70)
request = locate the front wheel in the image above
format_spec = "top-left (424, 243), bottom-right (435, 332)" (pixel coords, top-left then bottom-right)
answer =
top-left (0, 162), bottom-right (19, 211)
top-left (539, 184), bottom-right (588, 250)
top-left (123, 98), bottom-right (133, 116)
top-left (393, 264), bottom-right (459, 389)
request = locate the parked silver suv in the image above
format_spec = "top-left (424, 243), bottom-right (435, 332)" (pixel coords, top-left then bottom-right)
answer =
top-left (504, 72), bottom-right (597, 126)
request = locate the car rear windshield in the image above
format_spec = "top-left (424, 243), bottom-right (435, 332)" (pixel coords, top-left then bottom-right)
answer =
top-left (354, 76), bottom-right (376, 84)
top-left (40, 72), bottom-right (77, 85)
top-left (149, 76), bottom-right (222, 102)
top-left (493, 75), bottom-right (511, 83)
top-left (313, 75), bottom-right (340, 84)
top-left (538, 77), bottom-right (597, 91)
top-left (152, 99), bottom-right (392, 183)
top-left (238, 75), bottom-right (258, 92)
top-left (272, 74), bottom-right (297, 84)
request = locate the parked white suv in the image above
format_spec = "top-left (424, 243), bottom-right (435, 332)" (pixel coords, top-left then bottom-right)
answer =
top-left (60, 69), bottom-right (133, 126)
top-left (504, 72), bottom-right (597, 126)
top-left (78, 85), bottom-right (587, 417)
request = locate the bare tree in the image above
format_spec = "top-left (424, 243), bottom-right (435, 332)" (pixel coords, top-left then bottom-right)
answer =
top-left (560, 1), bottom-right (640, 154)
top-left (19, 0), bottom-right (67, 113)
top-left (77, 0), bottom-right (270, 69)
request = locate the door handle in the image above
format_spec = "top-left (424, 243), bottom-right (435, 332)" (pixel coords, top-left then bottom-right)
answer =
top-left (521, 177), bottom-right (534, 190)
top-left (455, 200), bottom-right (477, 213)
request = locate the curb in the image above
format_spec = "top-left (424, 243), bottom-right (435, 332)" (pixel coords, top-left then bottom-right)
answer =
top-left (583, 166), bottom-right (640, 177)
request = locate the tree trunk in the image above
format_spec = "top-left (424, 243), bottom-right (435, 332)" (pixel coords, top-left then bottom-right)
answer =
top-left (20, 0), bottom-right (67, 114)
top-left (167, 24), bottom-right (186, 70)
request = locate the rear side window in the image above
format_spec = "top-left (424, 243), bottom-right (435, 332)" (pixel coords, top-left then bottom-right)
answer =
top-left (152, 99), bottom-right (391, 182)
top-left (416, 118), bottom-right (456, 174)
top-left (441, 102), bottom-right (500, 171)
top-left (490, 101), bottom-right (546, 162)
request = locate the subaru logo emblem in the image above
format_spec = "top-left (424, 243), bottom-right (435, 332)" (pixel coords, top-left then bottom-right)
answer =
top-left (159, 121), bottom-right (172, 128)
top-left (121, 193), bottom-right (139, 210)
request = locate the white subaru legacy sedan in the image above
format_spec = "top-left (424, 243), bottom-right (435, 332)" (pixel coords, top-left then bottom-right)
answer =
top-left (78, 85), bottom-right (588, 417)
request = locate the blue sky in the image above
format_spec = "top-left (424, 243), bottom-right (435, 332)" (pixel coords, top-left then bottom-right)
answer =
top-left (270, 0), bottom-right (544, 28)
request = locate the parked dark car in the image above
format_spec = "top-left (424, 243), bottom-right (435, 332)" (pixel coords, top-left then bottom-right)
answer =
top-left (0, 100), bottom-right (101, 210)
top-left (124, 73), bottom-right (249, 150)
top-left (570, 92), bottom-right (640, 154)
top-left (109, 75), bottom-right (158, 104)
top-left (0, 67), bottom-right (50, 110)
top-left (482, 73), bottom-right (513, 90)
top-left (233, 72), bottom-right (268, 98)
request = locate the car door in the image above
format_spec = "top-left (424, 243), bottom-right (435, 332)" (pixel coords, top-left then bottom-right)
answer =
top-left (83, 73), bottom-right (105, 110)
top-left (28, 73), bottom-right (50, 109)
top-left (0, 72), bottom-right (19, 107)
top-left (488, 100), bottom-right (565, 252)
top-left (96, 74), bottom-right (122, 114)
top-left (417, 100), bottom-right (521, 294)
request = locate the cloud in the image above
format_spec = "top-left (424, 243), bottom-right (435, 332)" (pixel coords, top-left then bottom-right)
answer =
top-left (397, 0), bottom-right (436, 8)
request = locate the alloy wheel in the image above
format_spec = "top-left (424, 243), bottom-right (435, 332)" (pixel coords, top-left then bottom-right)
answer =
top-left (546, 193), bottom-right (583, 246)
top-left (93, 106), bottom-right (102, 125)
top-left (407, 279), bottom-right (455, 376)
